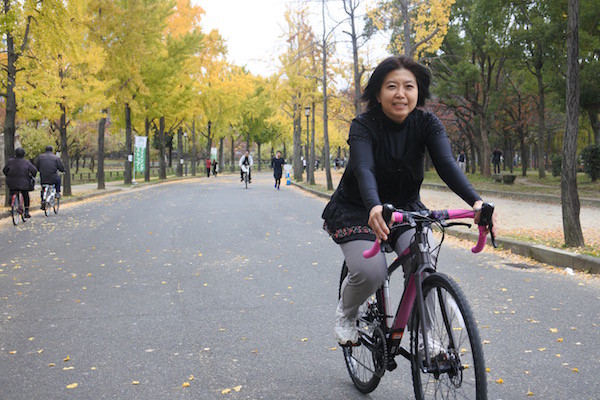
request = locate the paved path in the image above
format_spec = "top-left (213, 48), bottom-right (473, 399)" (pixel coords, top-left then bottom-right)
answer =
top-left (2, 173), bottom-right (599, 399)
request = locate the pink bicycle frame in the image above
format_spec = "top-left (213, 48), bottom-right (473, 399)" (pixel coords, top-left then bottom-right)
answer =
top-left (362, 209), bottom-right (487, 341)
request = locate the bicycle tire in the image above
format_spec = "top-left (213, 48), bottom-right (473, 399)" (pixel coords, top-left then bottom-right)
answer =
top-left (339, 261), bottom-right (384, 394)
top-left (245, 171), bottom-right (248, 189)
top-left (11, 194), bottom-right (19, 226)
top-left (410, 273), bottom-right (487, 400)
top-left (54, 196), bottom-right (59, 214)
top-left (43, 187), bottom-right (50, 216)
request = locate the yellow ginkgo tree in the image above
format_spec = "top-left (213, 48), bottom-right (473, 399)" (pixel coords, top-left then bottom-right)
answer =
top-left (18, 0), bottom-right (108, 196)
top-left (368, 0), bottom-right (455, 59)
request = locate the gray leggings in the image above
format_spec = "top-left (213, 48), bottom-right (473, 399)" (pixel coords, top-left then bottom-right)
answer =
top-left (338, 228), bottom-right (436, 318)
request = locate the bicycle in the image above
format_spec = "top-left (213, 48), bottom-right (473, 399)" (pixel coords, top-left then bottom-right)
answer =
top-left (10, 191), bottom-right (27, 226)
top-left (339, 202), bottom-right (496, 399)
top-left (41, 184), bottom-right (60, 216)
top-left (241, 165), bottom-right (251, 189)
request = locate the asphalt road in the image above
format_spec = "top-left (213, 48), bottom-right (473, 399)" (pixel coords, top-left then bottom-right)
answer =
top-left (1, 172), bottom-right (599, 399)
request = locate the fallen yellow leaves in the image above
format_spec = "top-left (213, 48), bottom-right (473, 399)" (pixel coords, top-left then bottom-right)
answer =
top-left (66, 383), bottom-right (78, 389)
top-left (495, 378), bottom-right (504, 384)
top-left (63, 355), bottom-right (70, 362)
top-left (221, 385), bottom-right (242, 394)
top-left (549, 328), bottom-right (558, 333)
top-left (182, 382), bottom-right (190, 388)
top-left (527, 390), bottom-right (534, 396)
top-left (132, 381), bottom-right (140, 385)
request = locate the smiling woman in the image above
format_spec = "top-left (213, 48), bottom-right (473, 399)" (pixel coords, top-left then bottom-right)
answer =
top-left (321, 55), bottom-right (497, 346)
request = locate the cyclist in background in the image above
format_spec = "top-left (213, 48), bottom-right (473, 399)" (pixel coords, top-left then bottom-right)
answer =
top-left (3, 148), bottom-right (37, 218)
top-left (239, 150), bottom-right (253, 183)
top-left (35, 146), bottom-right (65, 210)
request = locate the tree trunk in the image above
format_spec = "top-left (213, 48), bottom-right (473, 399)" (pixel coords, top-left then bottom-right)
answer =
top-left (344, 0), bottom-right (362, 116)
top-left (124, 103), bottom-right (132, 184)
top-left (191, 121), bottom-right (197, 176)
top-left (588, 109), bottom-right (600, 146)
top-left (310, 101), bottom-right (316, 185)
top-left (159, 117), bottom-right (167, 180)
top-left (205, 122), bottom-right (213, 161)
top-left (293, 101), bottom-right (303, 181)
top-left (479, 117), bottom-right (492, 176)
top-left (400, 0), bottom-right (412, 56)
top-left (144, 118), bottom-right (150, 182)
top-left (230, 134), bottom-right (235, 173)
top-left (536, 62), bottom-right (547, 178)
top-left (218, 136), bottom-right (224, 174)
top-left (305, 112), bottom-right (311, 184)
top-left (59, 105), bottom-right (72, 196)
top-left (3, 5), bottom-right (17, 206)
top-left (561, 0), bottom-right (584, 248)
top-left (97, 113), bottom-right (107, 189)
top-left (176, 127), bottom-right (183, 177)
top-left (322, 0), bottom-right (333, 190)
top-left (257, 143), bottom-right (262, 171)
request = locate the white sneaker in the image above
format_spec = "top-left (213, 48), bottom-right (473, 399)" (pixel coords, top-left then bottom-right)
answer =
top-left (334, 303), bottom-right (358, 345)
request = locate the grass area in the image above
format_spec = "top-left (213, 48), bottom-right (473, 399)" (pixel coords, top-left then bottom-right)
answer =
top-left (423, 168), bottom-right (600, 198)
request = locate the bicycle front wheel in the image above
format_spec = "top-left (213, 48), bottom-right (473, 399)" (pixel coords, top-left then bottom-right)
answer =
top-left (339, 262), bottom-right (384, 394)
top-left (244, 172), bottom-right (248, 188)
top-left (411, 273), bottom-right (487, 400)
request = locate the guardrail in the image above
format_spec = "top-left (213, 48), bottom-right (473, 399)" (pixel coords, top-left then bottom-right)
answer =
top-left (70, 168), bottom-right (175, 182)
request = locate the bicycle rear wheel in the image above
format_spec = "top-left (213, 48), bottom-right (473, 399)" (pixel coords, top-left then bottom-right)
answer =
top-left (11, 194), bottom-right (19, 226)
top-left (43, 187), bottom-right (50, 216)
top-left (53, 196), bottom-right (59, 214)
top-left (339, 262), bottom-right (385, 394)
top-left (410, 273), bottom-right (487, 400)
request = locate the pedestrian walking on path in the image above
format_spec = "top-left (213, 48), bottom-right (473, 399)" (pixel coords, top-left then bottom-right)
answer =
top-left (271, 151), bottom-right (285, 190)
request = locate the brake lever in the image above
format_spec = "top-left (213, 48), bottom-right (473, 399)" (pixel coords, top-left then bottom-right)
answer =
top-left (478, 203), bottom-right (497, 249)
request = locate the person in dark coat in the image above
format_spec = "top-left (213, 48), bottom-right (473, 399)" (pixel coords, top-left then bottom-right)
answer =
top-left (3, 148), bottom-right (38, 218)
top-left (271, 151), bottom-right (285, 190)
top-left (35, 145), bottom-right (65, 208)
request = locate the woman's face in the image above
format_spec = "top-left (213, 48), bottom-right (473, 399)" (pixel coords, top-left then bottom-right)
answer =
top-left (376, 68), bottom-right (418, 124)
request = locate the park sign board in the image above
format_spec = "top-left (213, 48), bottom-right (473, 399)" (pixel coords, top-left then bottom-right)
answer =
top-left (134, 136), bottom-right (147, 173)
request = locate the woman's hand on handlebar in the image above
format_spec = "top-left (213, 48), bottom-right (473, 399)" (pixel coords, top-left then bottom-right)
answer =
top-left (473, 200), bottom-right (498, 238)
top-left (368, 205), bottom-right (390, 242)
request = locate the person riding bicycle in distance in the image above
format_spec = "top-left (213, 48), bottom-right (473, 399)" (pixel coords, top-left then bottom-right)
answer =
top-left (239, 150), bottom-right (253, 183)
top-left (3, 148), bottom-right (38, 218)
top-left (35, 145), bottom-right (65, 210)
top-left (321, 56), bottom-right (498, 346)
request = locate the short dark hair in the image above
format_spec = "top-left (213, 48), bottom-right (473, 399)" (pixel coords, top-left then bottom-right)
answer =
top-left (361, 56), bottom-right (432, 112)
top-left (15, 148), bottom-right (25, 158)
top-left (46, 145), bottom-right (53, 152)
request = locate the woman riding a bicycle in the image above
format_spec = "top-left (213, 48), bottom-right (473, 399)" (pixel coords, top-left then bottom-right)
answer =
top-left (3, 148), bottom-right (37, 219)
top-left (322, 56), bottom-right (497, 346)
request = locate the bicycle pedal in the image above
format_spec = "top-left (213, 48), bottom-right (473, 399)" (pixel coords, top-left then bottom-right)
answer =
top-left (386, 359), bottom-right (397, 371)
